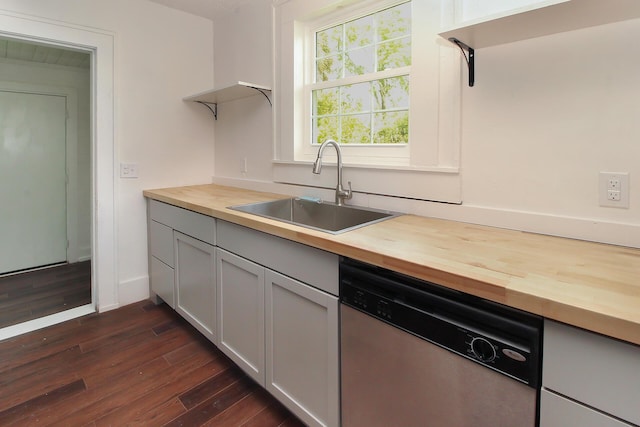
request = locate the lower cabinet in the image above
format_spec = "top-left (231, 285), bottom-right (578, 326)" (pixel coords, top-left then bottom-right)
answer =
top-left (540, 390), bottom-right (631, 427)
top-left (216, 248), bottom-right (265, 382)
top-left (265, 270), bottom-right (339, 427)
top-left (216, 220), bottom-right (340, 427)
top-left (149, 256), bottom-right (175, 307)
top-left (148, 202), bottom-right (340, 427)
top-left (541, 320), bottom-right (640, 427)
top-left (174, 231), bottom-right (217, 343)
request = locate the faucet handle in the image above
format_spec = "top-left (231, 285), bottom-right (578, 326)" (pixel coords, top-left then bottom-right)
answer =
top-left (345, 181), bottom-right (353, 200)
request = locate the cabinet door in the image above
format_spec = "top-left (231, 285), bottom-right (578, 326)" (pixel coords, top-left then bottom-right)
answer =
top-left (216, 248), bottom-right (265, 384)
top-left (150, 256), bottom-right (174, 308)
top-left (265, 270), bottom-right (339, 427)
top-left (175, 231), bottom-right (216, 342)
top-left (540, 390), bottom-right (632, 427)
top-left (543, 320), bottom-right (640, 425)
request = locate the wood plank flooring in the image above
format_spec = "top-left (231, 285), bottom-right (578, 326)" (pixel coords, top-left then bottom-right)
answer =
top-left (0, 261), bottom-right (91, 329)
top-left (0, 300), bottom-right (305, 426)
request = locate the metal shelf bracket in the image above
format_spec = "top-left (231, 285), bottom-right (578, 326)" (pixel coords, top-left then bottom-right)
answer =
top-left (193, 86), bottom-right (271, 120)
top-left (448, 38), bottom-right (475, 87)
top-left (250, 86), bottom-right (272, 107)
top-left (196, 101), bottom-right (218, 120)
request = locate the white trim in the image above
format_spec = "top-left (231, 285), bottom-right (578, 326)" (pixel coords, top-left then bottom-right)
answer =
top-left (118, 275), bottom-right (150, 308)
top-left (0, 304), bottom-right (95, 341)
top-left (0, 12), bottom-right (117, 318)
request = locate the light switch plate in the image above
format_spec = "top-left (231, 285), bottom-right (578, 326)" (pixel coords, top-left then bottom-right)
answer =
top-left (120, 162), bottom-right (139, 178)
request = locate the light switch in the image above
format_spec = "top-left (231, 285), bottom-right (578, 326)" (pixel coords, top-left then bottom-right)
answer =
top-left (120, 162), bottom-right (139, 178)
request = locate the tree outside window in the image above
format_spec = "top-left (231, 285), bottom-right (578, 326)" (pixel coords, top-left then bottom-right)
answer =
top-left (312, 1), bottom-right (411, 146)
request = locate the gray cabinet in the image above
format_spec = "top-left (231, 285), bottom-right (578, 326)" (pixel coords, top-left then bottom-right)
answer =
top-left (540, 390), bottom-right (631, 427)
top-left (147, 200), bottom-right (217, 343)
top-left (216, 220), bottom-right (339, 427)
top-left (216, 248), bottom-right (265, 382)
top-left (541, 320), bottom-right (640, 426)
top-left (149, 256), bottom-right (174, 307)
top-left (266, 270), bottom-right (339, 427)
top-left (149, 219), bottom-right (175, 307)
top-left (175, 231), bottom-right (216, 342)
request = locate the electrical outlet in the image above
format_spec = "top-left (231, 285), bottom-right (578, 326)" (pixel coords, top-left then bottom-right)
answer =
top-left (120, 162), bottom-right (139, 178)
top-left (599, 172), bottom-right (629, 208)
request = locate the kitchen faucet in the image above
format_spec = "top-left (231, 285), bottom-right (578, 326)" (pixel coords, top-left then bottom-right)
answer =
top-left (312, 139), bottom-right (352, 206)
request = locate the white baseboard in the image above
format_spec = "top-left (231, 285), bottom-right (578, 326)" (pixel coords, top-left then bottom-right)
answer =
top-left (118, 275), bottom-right (150, 307)
top-left (77, 246), bottom-right (92, 262)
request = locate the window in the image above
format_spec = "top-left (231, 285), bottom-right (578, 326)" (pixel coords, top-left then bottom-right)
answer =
top-left (312, 2), bottom-right (411, 146)
top-left (274, 0), bottom-right (462, 203)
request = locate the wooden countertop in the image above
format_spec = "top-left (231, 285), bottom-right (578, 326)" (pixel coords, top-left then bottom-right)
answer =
top-left (144, 184), bottom-right (640, 346)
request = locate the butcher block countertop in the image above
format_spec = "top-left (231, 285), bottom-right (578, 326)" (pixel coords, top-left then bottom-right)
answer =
top-left (144, 184), bottom-right (640, 346)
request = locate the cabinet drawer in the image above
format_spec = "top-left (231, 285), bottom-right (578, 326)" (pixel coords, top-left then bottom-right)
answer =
top-left (540, 390), bottom-right (632, 427)
top-left (149, 220), bottom-right (174, 267)
top-left (217, 220), bottom-right (339, 296)
top-left (543, 320), bottom-right (640, 425)
top-left (149, 200), bottom-right (215, 245)
top-left (150, 256), bottom-right (175, 308)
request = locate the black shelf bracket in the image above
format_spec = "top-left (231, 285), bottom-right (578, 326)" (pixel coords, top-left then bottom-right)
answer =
top-left (196, 101), bottom-right (218, 120)
top-left (448, 37), bottom-right (475, 87)
top-left (249, 86), bottom-right (273, 106)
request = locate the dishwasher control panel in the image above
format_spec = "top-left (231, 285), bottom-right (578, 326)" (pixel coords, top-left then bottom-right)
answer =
top-left (340, 258), bottom-right (542, 388)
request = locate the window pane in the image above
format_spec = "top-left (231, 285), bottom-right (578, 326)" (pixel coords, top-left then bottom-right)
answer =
top-left (316, 25), bottom-right (342, 57)
top-left (373, 76), bottom-right (409, 111)
top-left (377, 36), bottom-right (411, 70)
top-left (316, 55), bottom-right (343, 82)
top-left (313, 87), bottom-right (340, 116)
top-left (373, 111), bottom-right (408, 144)
top-left (345, 45), bottom-right (375, 77)
top-left (341, 114), bottom-right (371, 144)
top-left (311, 1), bottom-right (412, 147)
top-left (376, 2), bottom-right (411, 42)
top-left (345, 15), bottom-right (373, 51)
top-left (341, 82), bottom-right (371, 114)
top-left (313, 116), bottom-right (340, 145)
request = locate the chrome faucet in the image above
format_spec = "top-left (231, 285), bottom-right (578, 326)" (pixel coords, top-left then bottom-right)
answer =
top-left (312, 139), bottom-right (352, 206)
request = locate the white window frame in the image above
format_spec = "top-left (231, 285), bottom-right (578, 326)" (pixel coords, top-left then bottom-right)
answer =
top-left (273, 0), bottom-right (463, 203)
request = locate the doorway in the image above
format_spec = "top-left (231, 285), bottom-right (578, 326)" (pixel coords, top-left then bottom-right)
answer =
top-left (0, 36), bottom-right (92, 331)
top-left (0, 10), bottom-right (116, 341)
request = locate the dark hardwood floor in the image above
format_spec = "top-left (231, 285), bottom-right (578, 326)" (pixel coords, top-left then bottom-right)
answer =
top-left (0, 261), bottom-right (91, 329)
top-left (0, 300), bottom-right (305, 426)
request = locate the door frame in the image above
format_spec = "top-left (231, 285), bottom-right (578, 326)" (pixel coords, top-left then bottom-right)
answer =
top-left (0, 82), bottom-right (82, 265)
top-left (0, 12), bottom-right (117, 338)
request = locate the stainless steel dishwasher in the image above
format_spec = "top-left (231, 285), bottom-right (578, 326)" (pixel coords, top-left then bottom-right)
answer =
top-left (340, 258), bottom-right (543, 427)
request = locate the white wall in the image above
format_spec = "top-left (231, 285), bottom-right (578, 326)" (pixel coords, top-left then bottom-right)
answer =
top-left (212, 0), bottom-right (273, 180)
top-left (212, 3), bottom-right (639, 248)
top-left (0, 0), bottom-right (215, 307)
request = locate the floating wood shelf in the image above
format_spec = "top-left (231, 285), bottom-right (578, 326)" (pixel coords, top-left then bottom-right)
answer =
top-left (440, 0), bottom-right (640, 49)
top-left (184, 81), bottom-right (272, 120)
top-left (440, 0), bottom-right (640, 86)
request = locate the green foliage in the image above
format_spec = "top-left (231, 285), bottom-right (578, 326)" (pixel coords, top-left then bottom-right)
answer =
top-left (313, 2), bottom-right (411, 145)
top-left (374, 112), bottom-right (408, 144)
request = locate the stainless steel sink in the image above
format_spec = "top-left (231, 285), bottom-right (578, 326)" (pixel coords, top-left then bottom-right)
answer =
top-left (229, 198), bottom-right (399, 234)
